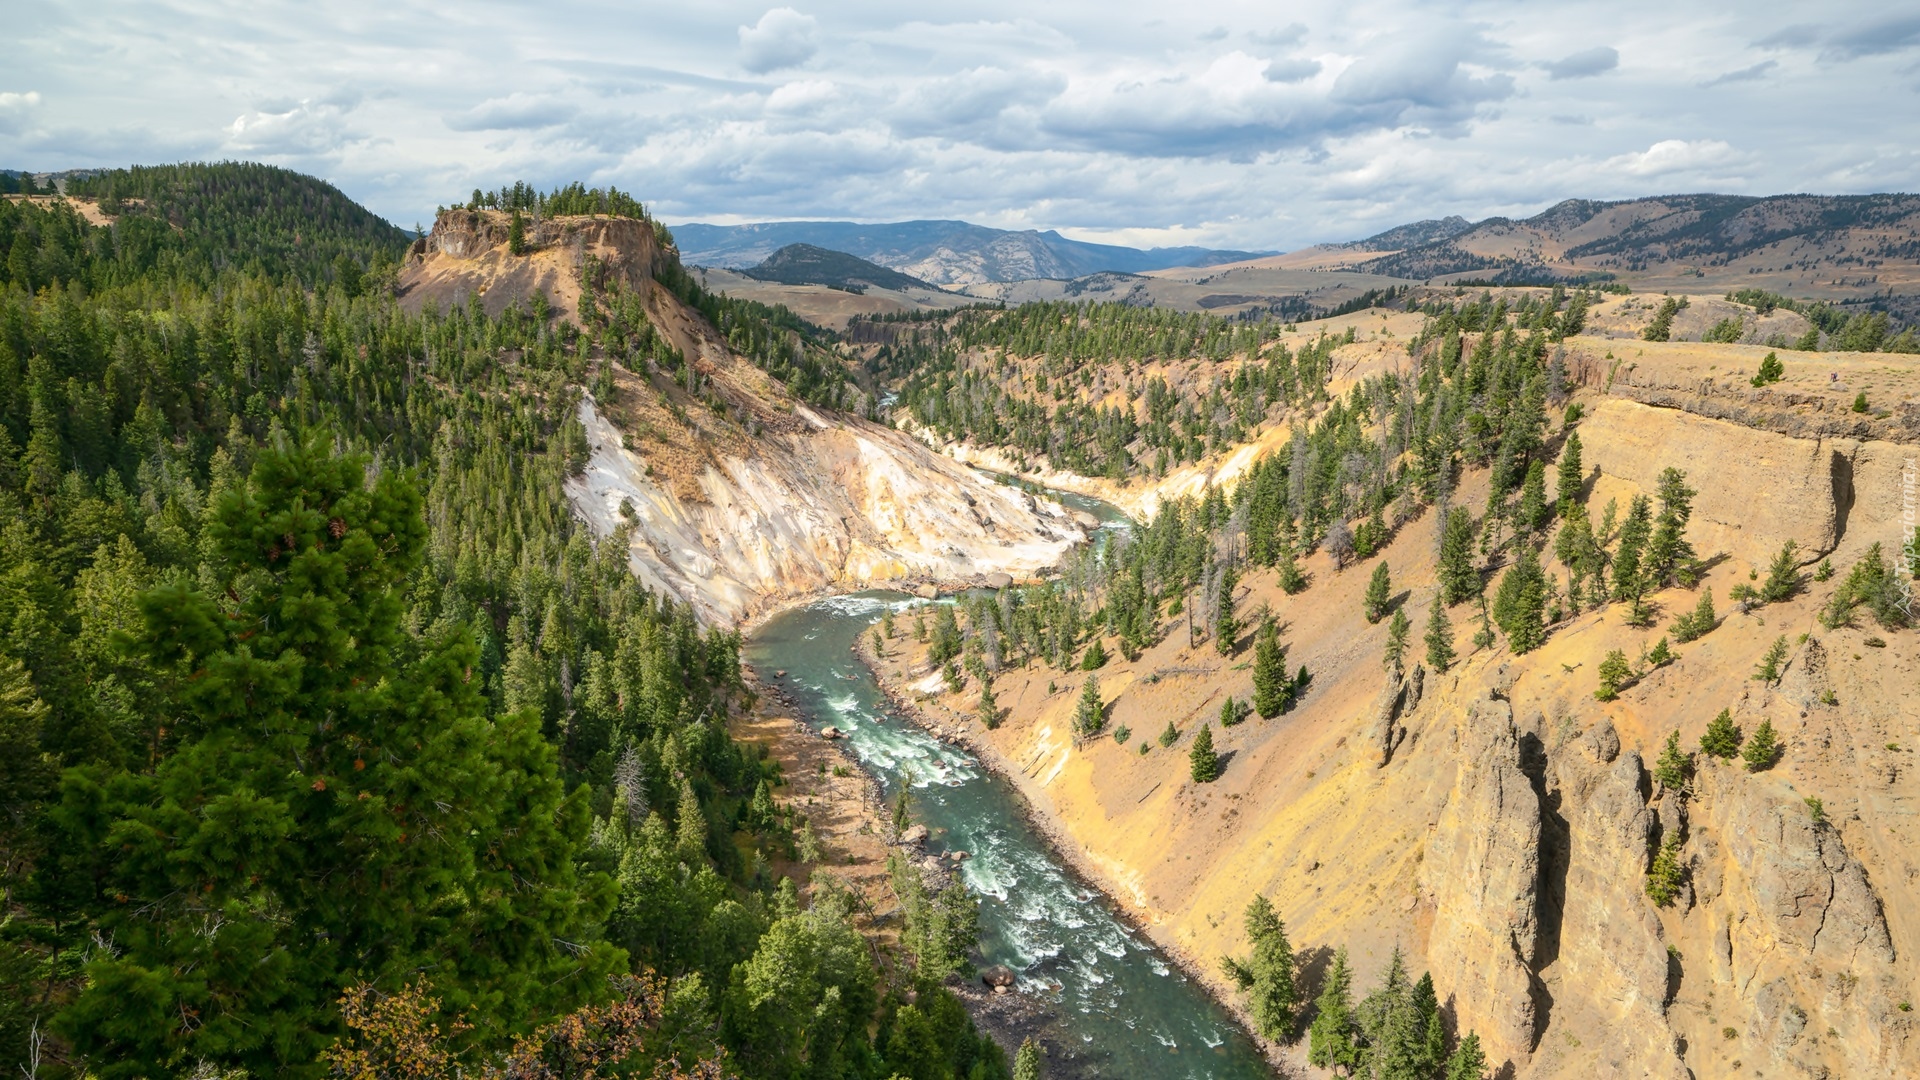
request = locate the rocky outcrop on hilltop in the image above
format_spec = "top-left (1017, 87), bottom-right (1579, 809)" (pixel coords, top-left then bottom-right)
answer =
top-left (399, 208), bottom-right (1087, 625)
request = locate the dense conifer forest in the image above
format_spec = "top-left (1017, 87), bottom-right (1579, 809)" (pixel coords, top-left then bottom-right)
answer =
top-left (0, 166), bottom-right (1006, 1080)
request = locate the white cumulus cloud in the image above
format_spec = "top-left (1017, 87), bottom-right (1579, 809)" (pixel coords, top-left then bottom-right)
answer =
top-left (739, 8), bottom-right (819, 74)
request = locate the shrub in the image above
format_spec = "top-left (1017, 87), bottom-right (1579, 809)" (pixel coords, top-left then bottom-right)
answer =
top-left (1750, 351), bottom-right (1784, 386)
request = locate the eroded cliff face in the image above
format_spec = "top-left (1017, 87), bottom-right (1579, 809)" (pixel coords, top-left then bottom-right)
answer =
top-left (395, 207), bottom-right (1088, 625)
top-left (864, 385), bottom-right (1919, 1079)
top-left (1420, 692), bottom-right (1542, 1065)
top-left (567, 395), bottom-right (1083, 624)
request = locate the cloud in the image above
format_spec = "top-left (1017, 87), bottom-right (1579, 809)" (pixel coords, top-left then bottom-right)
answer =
top-left (445, 94), bottom-right (576, 132)
top-left (1249, 23), bottom-right (1307, 47)
top-left (890, 66), bottom-right (1064, 142)
top-left (0, 90), bottom-right (41, 134)
top-left (224, 99), bottom-right (362, 157)
top-left (1702, 60), bottom-right (1777, 87)
top-left (1601, 138), bottom-right (1749, 179)
top-left (1263, 57), bottom-right (1322, 83)
top-left (739, 8), bottom-right (819, 74)
top-left (1755, 23), bottom-right (1819, 49)
top-left (1329, 33), bottom-right (1514, 122)
top-left (1541, 46), bottom-right (1618, 80)
top-left (1822, 14), bottom-right (1920, 59)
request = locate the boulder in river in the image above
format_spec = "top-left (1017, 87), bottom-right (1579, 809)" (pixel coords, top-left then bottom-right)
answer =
top-left (821, 725), bottom-right (844, 740)
top-left (982, 965), bottom-right (1017, 989)
top-left (984, 571), bottom-right (1013, 589)
top-left (913, 583), bottom-right (939, 599)
top-left (900, 824), bottom-right (929, 846)
top-left (1071, 509), bottom-right (1101, 529)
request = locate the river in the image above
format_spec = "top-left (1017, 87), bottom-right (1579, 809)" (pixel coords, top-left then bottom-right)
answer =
top-left (742, 484), bottom-right (1273, 1079)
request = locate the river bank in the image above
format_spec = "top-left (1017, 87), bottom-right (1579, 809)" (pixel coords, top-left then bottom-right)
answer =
top-left (736, 635), bottom-right (1070, 1067)
top-left (743, 593), bottom-right (1274, 1079)
top-left (851, 629), bottom-right (1289, 1077)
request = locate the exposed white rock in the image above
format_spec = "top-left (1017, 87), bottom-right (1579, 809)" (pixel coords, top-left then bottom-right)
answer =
top-left (567, 397), bottom-right (1083, 625)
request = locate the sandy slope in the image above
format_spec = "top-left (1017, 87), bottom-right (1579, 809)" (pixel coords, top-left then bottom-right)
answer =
top-left (868, 351), bottom-right (1920, 1078)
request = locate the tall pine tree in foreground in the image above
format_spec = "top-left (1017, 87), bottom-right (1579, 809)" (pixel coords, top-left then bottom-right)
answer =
top-left (52, 436), bottom-right (620, 1079)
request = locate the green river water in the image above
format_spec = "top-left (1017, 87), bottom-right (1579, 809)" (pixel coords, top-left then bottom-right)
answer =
top-left (742, 486), bottom-right (1273, 1079)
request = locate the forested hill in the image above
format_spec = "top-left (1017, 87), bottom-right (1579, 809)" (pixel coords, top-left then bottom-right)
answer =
top-left (55, 161), bottom-right (412, 285)
top-left (0, 169), bottom-right (1012, 1080)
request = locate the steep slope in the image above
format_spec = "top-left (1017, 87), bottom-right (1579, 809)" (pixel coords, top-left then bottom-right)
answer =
top-left (673, 218), bottom-right (1269, 286)
top-left (865, 336), bottom-right (1920, 1078)
top-left (398, 207), bottom-right (1085, 624)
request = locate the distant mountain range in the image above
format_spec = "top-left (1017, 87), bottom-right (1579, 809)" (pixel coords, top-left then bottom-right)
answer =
top-left (740, 243), bottom-right (939, 293)
top-left (669, 219), bottom-right (1270, 287)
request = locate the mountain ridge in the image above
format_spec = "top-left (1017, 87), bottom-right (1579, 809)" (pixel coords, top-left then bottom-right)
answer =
top-left (671, 217), bottom-right (1271, 286)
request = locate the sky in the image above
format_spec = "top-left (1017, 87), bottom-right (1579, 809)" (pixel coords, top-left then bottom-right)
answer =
top-left (5, 1), bottom-right (1920, 251)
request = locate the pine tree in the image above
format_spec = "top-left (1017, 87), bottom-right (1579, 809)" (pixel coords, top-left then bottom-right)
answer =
top-left (1383, 608), bottom-right (1411, 674)
top-left (1013, 1037), bottom-right (1042, 1080)
top-left (1308, 947), bottom-right (1362, 1075)
top-left (1189, 723), bottom-right (1220, 783)
top-left (1645, 832), bottom-right (1684, 906)
top-left (1611, 494), bottom-right (1653, 604)
top-left (1277, 542), bottom-right (1308, 594)
top-left (1700, 708), bottom-right (1742, 759)
top-left (1594, 648), bottom-right (1633, 701)
top-left (1252, 619), bottom-right (1291, 718)
top-left (1073, 675), bottom-right (1105, 740)
top-left (1364, 560), bottom-right (1392, 624)
top-left (1646, 636), bottom-right (1673, 667)
top-left (1491, 545), bottom-right (1548, 653)
top-left (1359, 946), bottom-right (1422, 1079)
top-left (1080, 636), bottom-right (1108, 670)
top-left (1412, 972), bottom-right (1446, 1076)
top-left (1672, 587), bottom-right (1715, 642)
top-left (508, 207), bottom-right (529, 255)
top-left (1555, 430), bottom-right (1584, 517)
top-left (1424, 600), bottom-right (1455, 674)
top-left (1159, 719), bottom-right (1179, 747)
top-left (1753, 635), bottom-right (1789, 682)
top-left (1445, 1031), bottom-right (1490, 1080)
top-left (1516, 459), bottom-right (1549, 536)
top-left (54, 436), bottom-right (622, 1076)
top-left (1437, 509), bottom-right (1479, 605)
top-left (1214, 563), bottom-right (1241, 655)
top-left (1758, 541), bottom-right (1801, 604)
top-left (1743, 718), bottom-right (1782, 772)
top-left (1654, 731), bottom-right (1691, 791)
top-left (979, 673), bottom-right (999, 729)
top-left (1644, 467), bottom-right (1696, 587)
top-left (678, 776), bottom-right (709, 859)
top-left (1222, 894), bottom-right (1296, 1041)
